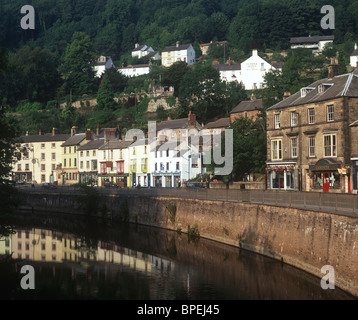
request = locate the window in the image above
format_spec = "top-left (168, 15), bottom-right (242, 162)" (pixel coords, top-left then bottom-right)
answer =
top-left (51, 153), bottom-right (56, 161)
top-left (309, 136), bottom-right (315, 157)
top-left (80, 151), bottom-right (83, 157)
top-left (166, 162), bottom-right (169, 170)
top-left (290, 111), bottom-right (297, 127)
top-left (41, 153), bottom-right (45, 161)
top-left (52, 164), bottom-right (55, 171)
top-left (41, 143), bottom-right (45, 149)
top-left (308, 108), bottom-right (315, 124)
top-left (64, 159), bottom-right (66, 167)
top-left (41, 174), bottom-right (45, 182)
top-left (51, 143), bottom-right (55, 148)
top-left (93, 150), bottom-right (96, 156)
top-left (117, 161), bottom-right (124, 173)
top-left (324, 134), bottom-right (336, 157)
top-left (327, 105), bottom-right (334, 122)
top-left (86, 161), bottom-right (89, 169)
top-left (86, 151), bottom-right (90, 157)
top-left (100, 162), bottom-right (107, 174)
top-left (155, 163), bottom-right (157, 171)
top-left (166, 149), bottom-right (169, 157)
top-left (25, 164), bottom-right (29, 171)
top-left (274, 113), bottom-right (280, 129)
top-left (80, 161), bottom-right (83, 169)
top-left (271, 139), bottom-right (282, 160)
top-left (291, 138), bottom-right (298, 158)
top-left (91, 160), bottom-right (97, 170)
top-left (17, 164), bottom-right (21, 171)
top-left (74, 158), bottom-right (76, 167)
top-left (176, 162), bottom-right (180, 170)
top-left (41, 164), bottom-right (45, 172)
top-left (64, 147), bottom-right (66, 154)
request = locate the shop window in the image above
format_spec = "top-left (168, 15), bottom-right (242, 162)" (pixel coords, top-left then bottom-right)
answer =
top-left (312, 172), bottom-right (340, 189)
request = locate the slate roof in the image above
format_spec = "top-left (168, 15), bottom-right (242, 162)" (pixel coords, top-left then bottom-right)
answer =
top-left (132, 44), bottom-right (148, 52)
top-left (77, 138), bottom-right (105, 151)
top-left (267, 73), bottom-right (358, 111)
top-left (212, 64), bottom-right (241, 71)
top-left (230, 99), bottom-right (264, 113)
top-left (290, 35), bottom-right (334, 44)
top-left (98, 140), bottom-right (132, 150)
top-left (17, 133), bottom-right (71, 143)
top-left (351, 49), bottom-right (358, 57)
top-left (162, 44), bottom-right (192, 52)
top-left (61, 133), bottom-right (86, 146)
top-left (204, 118), bottom-right (230, 129)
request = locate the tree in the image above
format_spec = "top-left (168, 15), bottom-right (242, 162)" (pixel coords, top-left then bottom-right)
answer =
top-left (104, 67), bottom-right (128, 94)
top-left (96, 74), bottom-right (117, 110)
top-left (60, 32), bottom-right (96, 98)
top-left (161, 61), bottom-right (189, 97)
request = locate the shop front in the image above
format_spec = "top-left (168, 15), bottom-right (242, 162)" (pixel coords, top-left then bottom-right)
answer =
top-left (352, 159), bottom-right (358, 191)
top-left (266, 163), bottom-right (296, 190)
top-left (308, 159), bottom-right (343, 192)
top-left (98, 173), bottom-right (128, 187)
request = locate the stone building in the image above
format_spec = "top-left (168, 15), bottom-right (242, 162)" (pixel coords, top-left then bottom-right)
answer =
top-left (266, 64), bottom-right (358, 193)
top-left (230, 96), bottom-right (263, 122)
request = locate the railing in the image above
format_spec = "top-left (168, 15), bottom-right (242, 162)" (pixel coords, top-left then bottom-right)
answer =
top-left (16, 186), bottom-right (358, 217)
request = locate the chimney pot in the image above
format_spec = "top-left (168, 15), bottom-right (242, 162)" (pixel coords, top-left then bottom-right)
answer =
top-left (328, 58), bottom-right (339, 79)
top-left (85, 129), bottom-right (92, 140)
top-left (176, 41), bottom-right (180, 48)
top-left (39, 129), bottom-right (42, 136)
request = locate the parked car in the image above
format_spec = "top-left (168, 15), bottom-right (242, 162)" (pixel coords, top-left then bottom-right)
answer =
top-left (186, 182), bottom-right (205, 188)
top-left (42, 183), bottom-right (57, 189)
top-left (104, 181), bottom-right (118, 188)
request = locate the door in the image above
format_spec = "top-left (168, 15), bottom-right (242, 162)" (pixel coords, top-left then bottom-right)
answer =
top-left (323, 172), bottom-right (330, 192)
top-left (353, 162), bottom-right (358, 190)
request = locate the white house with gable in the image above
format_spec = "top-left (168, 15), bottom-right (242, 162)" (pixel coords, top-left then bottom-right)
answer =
top-left (161, 42), bottom-right (196, 67)
top-left (94, 56), bottom-right (115, 78)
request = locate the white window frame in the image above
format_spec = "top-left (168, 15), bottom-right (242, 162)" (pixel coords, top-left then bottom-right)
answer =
top-left (271, 139), bottom-right (282, 161)
top-left (327, 105), bottom-right (334, 122)
top-left (290, 111), bottom-right (297, 127)
top-left (309, 136), bottom-right (315, 157)
top-left (274, 113), bottom-right (280, 129)
top-left (291, 138), bottom-right (298, 158)
top-left (308, 108), bottom-right (315, 124)
top-left (323, 134), bottom-right (337, 157)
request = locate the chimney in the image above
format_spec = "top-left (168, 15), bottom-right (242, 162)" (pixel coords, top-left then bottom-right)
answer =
top-left (355, 43), bottom-right (357, 50)
top-left (85, 129), bottom-right (92, 140)
top-left (284, 92), bottom-right (291, 98)
top-left (52, 128), bottom-right (58, 136)
top-left (188, 111), bottom-right (196, 126)
top-left (97, 124), bottom-right (100, 136)
top-left (328, 58), bottom-right (339, 79)
top-left (71, 126), bottom-right (78, 136)
top-left (38, 129), bottom-right (43, 136)
top-left (250, 93), bottom-right (256, 101)
top-left (228, 57), bottom-right (231, 65)
top-left (176, 41), bottom-right (180, 48)
top-left (104, 128), bottom-right (116, 141)
top-left (26, 131), bottom-right (29, 136)
top-left (252, 49), bottom-right (258, 56)
top-left (135, 43), bottom-right (139, 48)
top-left (212, 59), bottom-right (219, 65)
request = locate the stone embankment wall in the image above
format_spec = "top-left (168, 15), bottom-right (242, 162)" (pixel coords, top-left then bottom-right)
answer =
top-left (16, 190), bottom-right (358, 297)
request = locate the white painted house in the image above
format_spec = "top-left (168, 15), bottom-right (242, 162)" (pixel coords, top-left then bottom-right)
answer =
top-left (150, 140), bottom-right (203, 188)
top-left (132, 43), bottom-right (161, 61)
top-left (213, 50), bottom-right (282, 90)
top-left (290, 35), bottom-right (334, 53)
top-left (118, 64), bottom-right (151, 78)
top-left (94, 56), bottom-right (115, 78)
top-left (161, 42), bottom-right (196, 67)
top-left (350, 43), bottom-right (358, 68)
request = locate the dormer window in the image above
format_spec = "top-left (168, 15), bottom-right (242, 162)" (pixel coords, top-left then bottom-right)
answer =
top-left (318, 83), bottom-right (334, 93)
top-left (300, 87), bottom-right (315, 97)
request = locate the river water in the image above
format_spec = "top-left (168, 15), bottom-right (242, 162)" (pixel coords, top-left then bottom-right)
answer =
top-left (0, 211), bottom-right (355, 300)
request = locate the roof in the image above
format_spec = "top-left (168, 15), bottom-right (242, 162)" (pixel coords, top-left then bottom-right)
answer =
top-left (290, 35), bottom-right (334, 44)
top-left (204, 118), bottom-right (230, 129)
top-left (98, 140), bottom-right (132, 150)
top-left (77, 138), bottom-right (104, 151)
top-left (120, 64), bottom-right (150, 70)
top-left (17, 133), bottom-right (71, 143)
top-left (132, 44), bottom-right (147, 52)
top-left (212, 64), bottom-right (241, 71)
top-left (156, 118), bottom-right (188, 131)
top-left (162, 43), bottom-right (192, 53)
top-left (271, 62), bottom-right (283, 69)
top-left (267, 73), bottom-right (358, 111)
top-left (230, 99), bottom-right (264, 113)
top-left (129, 138), bottom-right (148, 147)
top-left (61, 133), bottom-right (86, 146)
top-left (351, 49), bottom-right (358, 57)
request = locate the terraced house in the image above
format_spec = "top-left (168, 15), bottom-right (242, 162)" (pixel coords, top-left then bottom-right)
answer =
top-left (13, 128), bottom-right (70, 185)
top-left (59, 127), bottom-right (93, 185)
top-left (266, 63), bottom-right (358, 193)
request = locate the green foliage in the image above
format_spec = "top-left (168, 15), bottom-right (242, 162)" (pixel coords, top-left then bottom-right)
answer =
top-left (165, 202), bottom-right (177, 223)
top-left (96, 74), bottom-right (117, 110)
top-left (187, 224), bottom-right (200, 243)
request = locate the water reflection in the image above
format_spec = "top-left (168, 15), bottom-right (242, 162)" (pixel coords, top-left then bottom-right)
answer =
top-left (0, 214), bottom-right (355, 300)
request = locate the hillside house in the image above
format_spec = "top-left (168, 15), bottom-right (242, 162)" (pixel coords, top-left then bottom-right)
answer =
top-left (94, 56), bottom-right (115, 78)
top-left (290, 35), bottom-right (334, 53)
top-left (161, 42), bottom-right (196, 67)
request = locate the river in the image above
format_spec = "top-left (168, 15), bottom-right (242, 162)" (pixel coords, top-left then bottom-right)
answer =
top-left (0, 210), bottom-right (355, 300)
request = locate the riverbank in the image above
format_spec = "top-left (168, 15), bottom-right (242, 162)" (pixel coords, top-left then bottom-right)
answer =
top-left (14, 189), bottom-right (358, 297)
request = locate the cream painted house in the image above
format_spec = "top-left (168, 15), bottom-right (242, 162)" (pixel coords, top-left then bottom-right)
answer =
top-left (13, 128), bottom-right (70, 185)
top-left (161, 42), bottom-right (195, 67)
top-left (128, 138), bottom-right (150, 187)
top-left (59, 127), bottom-right (94, 185)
